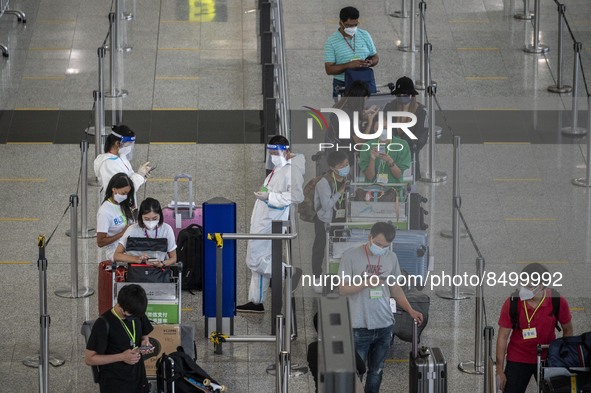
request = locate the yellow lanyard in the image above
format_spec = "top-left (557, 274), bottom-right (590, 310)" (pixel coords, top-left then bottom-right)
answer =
top-left (111, 307), bottom-right (136, 348)
top-left (523, 290), bottom-right (546, 328)
top-left (332, 173), bottom-right (344, 206)
top-left (120, 206), bottom-right (127, 225)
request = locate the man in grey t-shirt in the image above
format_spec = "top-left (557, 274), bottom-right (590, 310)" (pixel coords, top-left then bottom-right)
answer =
top-left (339, 222), bottom-right (423, 393)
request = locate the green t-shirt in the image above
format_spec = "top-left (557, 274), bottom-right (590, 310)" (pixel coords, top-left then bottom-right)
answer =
top-left (359, 136), bottom-right (411, 184)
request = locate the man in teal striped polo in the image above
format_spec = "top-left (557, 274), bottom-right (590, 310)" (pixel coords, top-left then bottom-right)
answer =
top-left (324, 6), bottom-right (379, 98)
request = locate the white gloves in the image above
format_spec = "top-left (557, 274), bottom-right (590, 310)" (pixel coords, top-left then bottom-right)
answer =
top-left (138, 162), bottom-right (152, 178)
top-left (254, 191), bottom-right (269, 201)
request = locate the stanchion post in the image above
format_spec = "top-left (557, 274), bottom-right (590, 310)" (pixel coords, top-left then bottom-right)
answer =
top-left (514, 0), bottom-right (533, 20)
top-left (420, 78), bottom-right (447, 183)
top-left (276, 315), bottom-right (285, 393)
top-left (390, 0), bottom-right (409, 18)
top-left (78, 140), bottom-right (96, 239)
top-left (561, 42), bottom-right (587, 136)
top-left (106, 12), bottom-right (128, 103)
top-left (215, 240), bottom-right (224, 354)
top-left (38, 237), bottom-right (49, 393)
top-left (415, 2), bottom-right (426, 90)
top-left (483, 326), bottom-right (496, 393)
top-left (459, 257), bottom-right (485, 374)
top-left (56, 195), bottom-right (94, 299)
top-left (398, 0), bottom-right (417, 52)
top-left (436, 136), bottom-right (472, 300)
top-left (281, 351), bottom-right (289, 393)
top-left (524, 0), bottom-right (548, 54)
top-left (548, 3), bottom-right (572, 93)
top-left (271, 220), bottom-right (283, 334)
top-left (572, 95), bottom-right (591, 187)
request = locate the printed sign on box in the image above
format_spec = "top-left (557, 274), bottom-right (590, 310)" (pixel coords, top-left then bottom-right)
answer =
top-left (144, 324), bottom-right (180, 378)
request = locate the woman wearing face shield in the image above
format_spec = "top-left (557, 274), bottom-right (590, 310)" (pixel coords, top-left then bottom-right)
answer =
top-left (237, 136), bottom-right (306, 313)
top-left (496, 263), bottom-right (573, 393)
top-left (96, 173), bottom-right (136, 261)
top-left (94, 125), bottom-right (152, 196)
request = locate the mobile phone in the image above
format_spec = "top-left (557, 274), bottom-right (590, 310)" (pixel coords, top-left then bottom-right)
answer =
top-left (147, 257), bottom-right (158, 263)
top-left (139, 345), bottom-right (154, 351)
top-left (147, 165), bottom-right (157, 174)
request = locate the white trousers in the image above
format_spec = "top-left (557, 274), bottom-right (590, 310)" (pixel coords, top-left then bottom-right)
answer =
top-left (248, 270), bottom-right (271, 304)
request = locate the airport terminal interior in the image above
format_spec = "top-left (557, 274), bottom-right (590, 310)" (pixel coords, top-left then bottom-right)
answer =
top-left (1, 0), bottom-right (591, 391)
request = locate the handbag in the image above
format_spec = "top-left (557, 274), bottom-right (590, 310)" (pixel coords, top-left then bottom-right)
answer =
top-left (126, 237), bottom-right (168, 252)
top-left (344, 67), bottom-right (377, 94)
top-left (127, 264), bottom-right (172, 283)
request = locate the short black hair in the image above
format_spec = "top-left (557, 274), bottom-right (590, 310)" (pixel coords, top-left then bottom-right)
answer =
top-left (137, 197), bottom-right (164, 229)
top-left (370, 222), bottom-right (396, 243)
top-left (118, 284), bottom-right (148, 316)
top-left (345, 80), bottom-right (370, 98)
top-left (269, 135), bottom-right (290, 147)
top-left (327, 151), bottom-right (348, 168)
top-left (521, 263), bottom-right (549, 286)
top-left (340, 6), bottom-right (359, 21)
top-left (104, 124), bottom-right (136, 153)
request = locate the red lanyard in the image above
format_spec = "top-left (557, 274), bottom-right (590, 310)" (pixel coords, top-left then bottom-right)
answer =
top-left (264, 169), bottom-right (276, 187)
top-left (363, 244), bottom-right (381, 273)
top-left (343, 34), bottom-right (356, 53)
top-left (144, 227), bottom-right (158, 238)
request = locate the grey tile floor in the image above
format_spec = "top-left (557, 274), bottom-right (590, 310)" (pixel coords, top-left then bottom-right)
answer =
top-left (1, 0), bottom-right (591, 392)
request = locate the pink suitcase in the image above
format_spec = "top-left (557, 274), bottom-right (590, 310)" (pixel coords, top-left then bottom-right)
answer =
top-left (163, 174), bottom-right (203, 240)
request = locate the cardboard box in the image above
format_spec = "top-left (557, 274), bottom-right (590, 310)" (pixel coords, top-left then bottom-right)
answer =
top-left (144, 324), bottom-right (180, 378)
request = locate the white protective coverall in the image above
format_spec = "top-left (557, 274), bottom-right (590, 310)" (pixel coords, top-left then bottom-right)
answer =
top-left (247, 153), bottom-right (306, 304)
top-left (94, 153), bottom-right (146, 194)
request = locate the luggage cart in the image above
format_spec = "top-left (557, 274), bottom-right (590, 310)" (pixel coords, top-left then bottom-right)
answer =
top-left (536, 344), bottom-right (591, 392)
top-left (112, 262), bottom-right (184, 324)
top-left (347, 182), bottom-right (409, 230)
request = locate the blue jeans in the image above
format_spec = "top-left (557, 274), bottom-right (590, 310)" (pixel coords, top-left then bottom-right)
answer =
top-left (332, 78), bottom-right (346, 99)
top-left (353, 325), bottom-right (393, 393)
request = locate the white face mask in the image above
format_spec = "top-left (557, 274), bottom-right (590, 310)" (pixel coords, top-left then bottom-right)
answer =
top-left (119, 145), bottom-right (132, 157)
top-left (113, 193), bottom-right (127, 204)
top-left (519, 286), bottom-right (541, 301)
top-left (144, 220), bottom-right (158, 230)
top-left (344, 26), bottom-right (357, 36)
top-left (271, 154), bottom-right (287, 168)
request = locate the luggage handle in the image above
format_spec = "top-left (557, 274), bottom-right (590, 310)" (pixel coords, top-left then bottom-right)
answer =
top-left (412, 319), bottom-right (419, 358)
top-left (173, 174), bottom-right (194, 219)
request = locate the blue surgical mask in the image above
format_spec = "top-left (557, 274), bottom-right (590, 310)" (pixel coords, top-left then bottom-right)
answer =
top-left (398, 96), bottom-right (411, 105)
top-left (369, 240), bottom-right (388, 256)
top-left (337, 165), bottom-right (350, 177)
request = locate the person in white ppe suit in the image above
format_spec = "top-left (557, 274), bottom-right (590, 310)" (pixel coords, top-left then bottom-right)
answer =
top-left (237, 136), bottom-right (306, 313)
top-left (93, 125), bottom-right (153, 199)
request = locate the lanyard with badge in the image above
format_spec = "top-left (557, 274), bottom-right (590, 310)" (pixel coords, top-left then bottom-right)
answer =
top-left (111, 307), bottom-right (137, 349)
top-left (332, 173), bottom-right (346, 220)
top-left (364, 245), bottom-right (382, 299)
top-left (522, 291), bottom-right (547, 340)
top-left (144, 227), bottom-right (158, 239)
top-left (261, 169), bottom-right (275, 193)
top-left (343, 34), bottom-right (357, 57)
top-left (120, 206), bottom-right (127, 226)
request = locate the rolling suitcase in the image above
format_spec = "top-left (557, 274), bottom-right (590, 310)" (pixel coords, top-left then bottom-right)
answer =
top-left (163, 174), bottom-right (203, 240)
top-left (393, 230), bottom-right (429, 287)
top-left (409, 320), bottom-right (447, 393)
top-left (408, 193), bottom-right (428, 230)
top-left (98, 260), bottom-right (126, 315)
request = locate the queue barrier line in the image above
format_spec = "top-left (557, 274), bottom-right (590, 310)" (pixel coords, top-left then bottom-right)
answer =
top-left (515, 260), bottom-right (569, 264)
top-left (0, 178), bottom-right (46, 182)
top-left (504, 217), bottom-right (558, 221)
top-left (0, 261), bottom-right (32, 265)
top-left (0, 217), bottom-right (39, 221)
top-left (493, 178), bottom-right (542, 182)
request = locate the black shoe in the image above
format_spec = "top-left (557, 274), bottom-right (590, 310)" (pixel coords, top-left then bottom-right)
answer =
top-left (236, 302), bottom-right (265, 314)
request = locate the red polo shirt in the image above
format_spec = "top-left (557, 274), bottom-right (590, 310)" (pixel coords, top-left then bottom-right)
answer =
top-left (498, 289), bottom-right (572, 364)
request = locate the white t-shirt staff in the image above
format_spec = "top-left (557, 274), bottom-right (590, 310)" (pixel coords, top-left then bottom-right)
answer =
top-left (96, 200), bottom-right (131, 261)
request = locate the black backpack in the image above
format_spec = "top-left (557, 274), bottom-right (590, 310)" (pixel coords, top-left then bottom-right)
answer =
top-left (177, 224), bottom-right (203, 292)
top-left (156, 348), bottom-right (221, 392)
top-left (80, 317), bottom-right (110, 383)
top-left (509, 288), bottom-right (562, 332)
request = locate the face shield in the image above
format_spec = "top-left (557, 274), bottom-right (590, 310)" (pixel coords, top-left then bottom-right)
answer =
top-left (112, 131), bottom-right (136, 159)
top-left (267, 143), bottom-right (289, 168)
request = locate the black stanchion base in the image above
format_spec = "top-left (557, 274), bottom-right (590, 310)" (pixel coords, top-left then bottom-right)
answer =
top-left (265, 363), bottom-right (309, 377)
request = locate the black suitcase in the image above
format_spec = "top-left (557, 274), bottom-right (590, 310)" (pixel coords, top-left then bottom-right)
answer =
top-left (408, 193), bottom-right (428, 230)
top-left (409, 320), bottom-right (447, 393)
top-left (156, 348), bottom-right (225, 393)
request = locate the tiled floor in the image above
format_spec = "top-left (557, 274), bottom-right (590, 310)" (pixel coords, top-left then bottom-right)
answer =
top-left (1, 0), bottom-right (591, 392)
